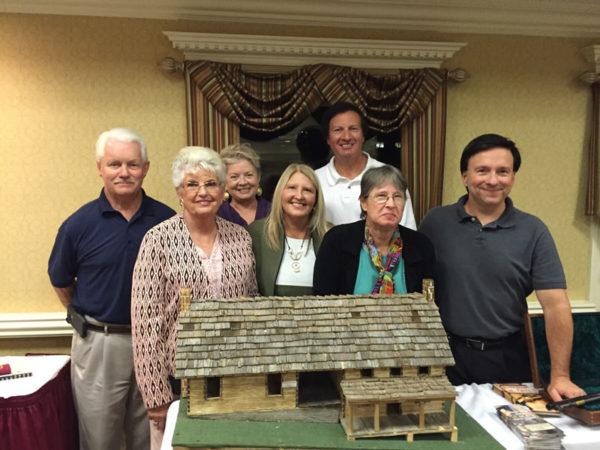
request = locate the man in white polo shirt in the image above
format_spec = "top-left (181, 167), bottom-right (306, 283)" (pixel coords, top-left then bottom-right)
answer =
top-left (315, 102), bottom-right (416, 229)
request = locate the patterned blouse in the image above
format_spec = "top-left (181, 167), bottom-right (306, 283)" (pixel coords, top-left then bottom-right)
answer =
top-left (131, 214), bottom-right (258, 409)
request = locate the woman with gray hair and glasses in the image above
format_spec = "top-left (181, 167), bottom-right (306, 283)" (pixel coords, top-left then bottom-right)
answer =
top-left (131, 146), bottom-right (258, 449)
top-left (314, 164), bottom-right (434, 295)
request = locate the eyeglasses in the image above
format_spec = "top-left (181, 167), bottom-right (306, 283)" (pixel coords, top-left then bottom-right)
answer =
top-left (183, 180), bottom-right (220, 194)
top-left (371, 193), bottom-right (405, 204)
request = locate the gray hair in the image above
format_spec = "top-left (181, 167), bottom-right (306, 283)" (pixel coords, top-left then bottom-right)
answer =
top-left (171, 146), bottom-right (226, 188)
top-left (359, 165), bottom-right (408, 219)
top-left (219, 143), bottom-right (261, 174)
top-left (95, 128), bottom-right (147, 162)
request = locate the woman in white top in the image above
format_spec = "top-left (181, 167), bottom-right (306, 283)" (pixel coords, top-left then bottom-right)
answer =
top-left (247, 163), bottom-right (329, 296)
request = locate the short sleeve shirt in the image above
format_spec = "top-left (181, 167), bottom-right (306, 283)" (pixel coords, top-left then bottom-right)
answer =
top-left (418, 195), bottom-right (566, 338)
top-left (48, 190), bottom-right (175, 324)
top-left (315, 153), bottom-right (417, 229)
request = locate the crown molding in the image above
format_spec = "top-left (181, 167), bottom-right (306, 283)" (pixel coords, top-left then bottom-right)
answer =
top-left (163, 32), bottom-right (466, 69)
top-left (3, 1), bottom-right (600, 38)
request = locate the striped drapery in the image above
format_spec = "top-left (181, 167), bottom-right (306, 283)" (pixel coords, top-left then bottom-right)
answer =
top-left (185, 60), bottom-right (448, 220)
top-left (585, 82), bottom-right (600, 216)
top-left (186, 71), bottom-right (240, 150)
top-left (400, 81), bottom-right (447, 223)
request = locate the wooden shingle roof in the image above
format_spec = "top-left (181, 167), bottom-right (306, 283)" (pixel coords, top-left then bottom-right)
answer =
top-left (175, 293), bottom-right (454, 379)
top-left (340, 376), bottom-right (456, 402)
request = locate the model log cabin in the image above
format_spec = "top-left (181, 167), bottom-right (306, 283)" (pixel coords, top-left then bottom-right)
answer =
top-left (175, 287), bottom-right (458, 441)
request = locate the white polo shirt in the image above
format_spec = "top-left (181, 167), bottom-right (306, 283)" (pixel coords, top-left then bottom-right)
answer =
top-left (315, 153), bottom-right (417, 229)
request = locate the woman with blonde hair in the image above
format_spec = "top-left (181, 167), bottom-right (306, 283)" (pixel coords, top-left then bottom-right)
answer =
top-left (217, 143), bottom-right (271, 226)
top-left (247, 163), bottom-right (329, 296)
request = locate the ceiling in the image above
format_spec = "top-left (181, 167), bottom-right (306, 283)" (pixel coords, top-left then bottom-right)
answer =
top-left (2, 0), bottom-right (599, 38)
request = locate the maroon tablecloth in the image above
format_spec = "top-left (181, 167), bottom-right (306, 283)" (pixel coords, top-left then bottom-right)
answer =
top-left (0, 360), bottom-right (78, 450)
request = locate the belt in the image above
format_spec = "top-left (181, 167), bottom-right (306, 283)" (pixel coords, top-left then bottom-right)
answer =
top-left (86, 322), bottom-right (131, 335)
top-left (447, 331), bottom-right (520, 351)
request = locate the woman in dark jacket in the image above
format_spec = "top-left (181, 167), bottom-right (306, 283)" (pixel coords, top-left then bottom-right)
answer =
top-left (314, 165), bottom-right (434, 295)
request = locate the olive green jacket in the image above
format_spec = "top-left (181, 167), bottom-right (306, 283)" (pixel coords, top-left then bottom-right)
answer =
top-left (247, 218), bottom-right (323, 296)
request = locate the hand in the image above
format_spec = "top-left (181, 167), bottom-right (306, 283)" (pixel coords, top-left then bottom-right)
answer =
top-left (547, 376), bottom-right (586, 402)
top-left (148, 402), bottom-right (171, 433)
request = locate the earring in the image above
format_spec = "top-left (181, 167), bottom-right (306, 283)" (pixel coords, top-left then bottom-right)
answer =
top-left (179, 198), bottom-right (183, 207)
top-left (224, 191), bottom-right (230, 201)
top-left (257, 187), bottom-right (263, 196)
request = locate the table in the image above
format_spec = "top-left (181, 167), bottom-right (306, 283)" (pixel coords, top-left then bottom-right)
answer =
top-left (0, 355), bottom-right (78, 450)
top-left (162, 384), bottom-right (600, 449)
top-left (456, 383), bottom-right (600, 449)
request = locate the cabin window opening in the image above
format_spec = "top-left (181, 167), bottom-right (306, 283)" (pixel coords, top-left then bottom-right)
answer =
top-left (418, 366), bottom-right (430, 375)
top-left (390, 367), bottom-right (403, 377)
top-left (267, 373), bottom-right (282, 396)
top-left (205, 377), bottom-right (221, 399)
top-left (360, 368), bottom-right (374, 378)
top-left (387, 403), bottom-right (402, 415)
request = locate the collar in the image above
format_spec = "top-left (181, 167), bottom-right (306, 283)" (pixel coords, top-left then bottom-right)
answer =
top-left (98, 189), bottom-right (151, 218)
top-left (455, 194), bottom-right (516, 229)
top-left (323, 152), bottom-right (377, 186)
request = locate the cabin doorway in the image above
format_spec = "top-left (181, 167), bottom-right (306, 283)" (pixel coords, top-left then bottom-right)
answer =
top-left (297, 371), bottom-right (342, 406)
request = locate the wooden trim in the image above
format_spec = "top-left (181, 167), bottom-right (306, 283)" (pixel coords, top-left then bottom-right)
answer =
top-left (524, 313), bottom-right (544, 388)
top-left (0, 312), bottom-right (71, 338)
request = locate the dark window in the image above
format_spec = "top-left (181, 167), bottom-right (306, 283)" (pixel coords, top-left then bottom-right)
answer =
top-left (360, 368), bottom-right (373, 378)
top-left (205, 377), bottom-right (221, 399)
top-left (387, 403), bottom-right (403, 415)
top-left (267, 373), bottom-right (282, 395)
top-left (418, 366), bottom-right (430, 375)
top-left (390, 367), bottom-right (403, 377)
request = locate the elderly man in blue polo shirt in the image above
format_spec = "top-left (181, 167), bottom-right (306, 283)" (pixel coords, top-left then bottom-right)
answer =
top-left (48, 128), bottom-right (175, 450)
top-left (419, 133), bottom-right (584, 402)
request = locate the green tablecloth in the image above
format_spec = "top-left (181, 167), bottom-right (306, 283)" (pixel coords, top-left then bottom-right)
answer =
top-left (172, 399), bottom-right (502, 449)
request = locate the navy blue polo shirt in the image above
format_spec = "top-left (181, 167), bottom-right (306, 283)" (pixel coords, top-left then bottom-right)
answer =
top-left (419, 195), bottom-right (566, 339)
top-left (48, 189), bottom-right (175, 324)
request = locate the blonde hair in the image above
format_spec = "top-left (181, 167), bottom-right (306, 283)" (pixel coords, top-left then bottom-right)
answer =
top-left (220, 143), bottom-right (261, 174)
top-left (266, 163), bottom-right (329, 250)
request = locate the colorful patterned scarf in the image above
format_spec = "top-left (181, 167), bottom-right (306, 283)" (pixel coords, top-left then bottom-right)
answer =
top-left (364, 225), bottom-right (403, 294)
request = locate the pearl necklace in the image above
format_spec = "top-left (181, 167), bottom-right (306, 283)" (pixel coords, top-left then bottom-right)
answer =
top-left (284, 236), bottom-right (307, 273)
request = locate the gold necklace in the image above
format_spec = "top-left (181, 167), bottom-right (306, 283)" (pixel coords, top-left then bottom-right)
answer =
top-left (284, 236), bottom-right (306, 273)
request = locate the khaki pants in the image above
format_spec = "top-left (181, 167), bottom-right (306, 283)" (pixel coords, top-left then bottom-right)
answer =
top-left (71, 329), bottom-right (150, 450)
